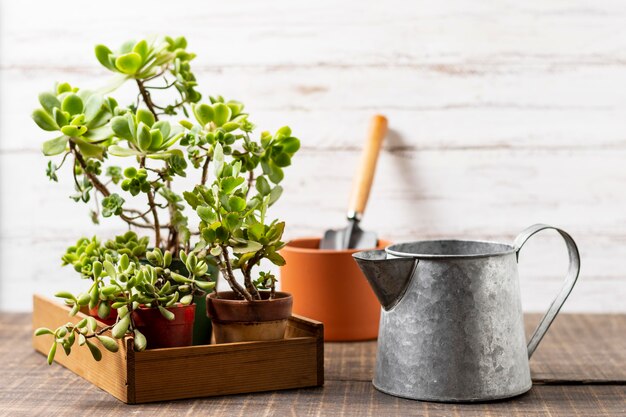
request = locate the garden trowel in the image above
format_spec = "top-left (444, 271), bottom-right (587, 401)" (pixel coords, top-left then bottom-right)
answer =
top-left (320, 115), bottom-right (388, 250)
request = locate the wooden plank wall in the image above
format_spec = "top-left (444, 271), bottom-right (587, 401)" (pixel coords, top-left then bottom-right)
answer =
top-left (1, 0), bottom-right (625, 311)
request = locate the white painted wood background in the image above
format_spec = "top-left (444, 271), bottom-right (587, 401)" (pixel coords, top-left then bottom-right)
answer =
top-left (1, 0), bottom-right (625, 312)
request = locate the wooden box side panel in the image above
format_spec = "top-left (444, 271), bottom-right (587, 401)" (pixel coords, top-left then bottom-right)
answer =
top-left (133, 338), bottom-right (321, 403)
top-left (32, 295), bottom-right (131, 403)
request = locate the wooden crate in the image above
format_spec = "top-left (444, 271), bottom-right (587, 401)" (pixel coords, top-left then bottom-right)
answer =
top-left (31, 294), bottom-right (324, 404)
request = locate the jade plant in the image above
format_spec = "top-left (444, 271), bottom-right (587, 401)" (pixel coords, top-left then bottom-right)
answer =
top-left (183, 132), bottom-right (299, 301)
top-left (35, 249), bottom-right (215, 362)
top-left (33, 34), bottom-right (300, 361)
top-left (35, 36), bottom-right (201, 253)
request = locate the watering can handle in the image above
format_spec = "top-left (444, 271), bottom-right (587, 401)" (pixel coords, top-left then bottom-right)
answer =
top-left (514, 224), bottom-right (581, 358)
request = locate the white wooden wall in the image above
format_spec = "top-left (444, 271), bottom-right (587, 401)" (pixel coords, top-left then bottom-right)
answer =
top-left (1, 0), bottom-right (625, 312)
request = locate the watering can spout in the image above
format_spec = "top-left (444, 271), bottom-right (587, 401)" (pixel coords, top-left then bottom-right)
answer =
top-left (353, 250), bottom-right (416, 311)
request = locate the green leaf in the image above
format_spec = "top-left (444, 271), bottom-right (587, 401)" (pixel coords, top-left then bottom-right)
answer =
top-left (32, 109), bottom-right (59, 131)
top-left (222, 176), bottom-right (244, 194)
top-left (61, 94), bottom-right (84, 116)
top-left (85, 339), bottom-right (102, 361)
top-left (115, 52), bottom-right (143, 75)
top-left (212, 103), bottom-right (231, 127)
top-left (195, 280), bottom-right (215, 292)
top-left (112, 315), bottom-right (130, 339)
top-left (268, 163), bottom-right (284, 184)
top-left (193, 103), bottom-right (214, 126)
top-left (268, 185), bottom-right (283, 206)
top-left (281, 136), bottom-right (300, 153)
top-left (213, 143), bottom-right (224, 177)
top-left (153, 121), bottom-right (171, 141)
top-left (108, 145), bottom-right (141, 157)
top-left (34, 327), bottom-right (54, 336)
top-left (248, 223), bottom-right (265, 241)
top-left (197, 206), bottom-right (216, 223)
top-left (137, 122), bottom-right (152, 151)
top-left (61, 125), bottom-right (87, 137)
top-left (47, 342), bottom-right (57, 365)
top-left (276, 126), bottom-right (292, 138)
top-left (222, 121), bottom-right (239, 132)
top-left (42, 136), bottom-right (68, 156)
top-left (226, 101), bottom-right (244, 117)
top-left (73, 137), bottom-right (104, 159)
top-left (84, 95), bottom-right (104, 122)
top-left (83, 125), bottom-right (113, 142)
top-left (146, 148), bottom-right (184, 160)
top-left (228, 196), bottom-right (246, 212)
top-left (267, 251), bottom-right (286, 266)
top-left (132, 40), bottom-right (149, 58)
top-left (94, 45), bottom-right (115, 70)
top-left (232, 240), bottom-right (263, 254)
top-left (158, 306), bottom-right (175, 321)
top-left (97, 301), bottom-right (111, 319)
top-left (111, 115), bottom-right (134, 141)
top-left (96, 335), bottom-right (119, 353)
top-left (55, 291), bottom-right (76, 300)
top-left (224, 212), bottom-right (241, 230)
top-left (149, 129), bottom-right (163, 150)
top-left (180, 294), bottom-right (193, 305)
top-left (272, 152), bottom-right (291, 167)
top-left (133, 329), bottom-right (147, 351)
top-left (255, 176), bottom-right (271, 196)
top-left (136, 109), bottom-right (155, 128)
top-left (103, 260), bottom-right (117, 279)
top-left (53, 108), bottom-right (68, 127)
top-left (87, 316), bottom-right (98, 332)
top-left (39, 92), bottom-right (61, 114)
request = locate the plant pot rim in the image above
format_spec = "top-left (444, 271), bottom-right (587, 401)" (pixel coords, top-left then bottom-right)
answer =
top-left (282, 237), bottom-right (391, 255)
top-left (207, 291), bottom-right (293, 323)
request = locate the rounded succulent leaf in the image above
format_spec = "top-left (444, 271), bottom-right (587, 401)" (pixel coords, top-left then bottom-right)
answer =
top-left (115, 52), bottom-right (143, 74)
top-left (212, 103), bottom-right (231, 127)
top-left (61, 94), bottom-right (84, 116)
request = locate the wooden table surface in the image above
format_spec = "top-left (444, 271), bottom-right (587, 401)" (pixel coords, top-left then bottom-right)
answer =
top-left (1, 313), bottom-right (625, 416)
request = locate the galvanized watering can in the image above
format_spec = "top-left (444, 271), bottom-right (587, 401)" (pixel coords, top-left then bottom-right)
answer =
top-left (353, 224), bottom-right (580, 402)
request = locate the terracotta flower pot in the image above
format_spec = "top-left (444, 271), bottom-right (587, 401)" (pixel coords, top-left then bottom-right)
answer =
top-left (132, 304), bottom-right (196, 349)
top-left (206, 291), bottom-right (293, 344)
top-left (88, 301), bottom-right (118, 326)
top-left (279, 237), bottom-right (390, 341)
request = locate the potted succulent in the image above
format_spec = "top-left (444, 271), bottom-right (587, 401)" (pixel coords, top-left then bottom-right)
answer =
top-left (32, 34), bottom-right (301, 354)
top-left (35, 248), bottom-right (215, 362)
top-left (182, 128), bottom-right (300, 344)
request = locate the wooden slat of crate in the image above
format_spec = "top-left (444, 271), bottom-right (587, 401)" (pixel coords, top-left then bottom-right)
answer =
top-left (31, 294), bottom-right (324, 404)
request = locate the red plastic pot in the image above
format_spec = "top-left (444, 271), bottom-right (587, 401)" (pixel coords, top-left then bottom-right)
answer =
top-left (88, 302), bottom-right (118, 326)
top-left (132, 304), bottom-right (196, 349)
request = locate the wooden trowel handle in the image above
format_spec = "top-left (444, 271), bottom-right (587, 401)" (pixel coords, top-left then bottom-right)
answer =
top-left (347, 114), bottom-right (388, 217)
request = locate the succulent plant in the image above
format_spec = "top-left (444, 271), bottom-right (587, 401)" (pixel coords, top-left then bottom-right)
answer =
top-left (33, 35), bottom-right (300, 365)
top-left (61, 232), bottom-right (148, 278)
top-left (36, 248), bottom-right (215, 362)
top-left (184, 130), bottom-right (300, 301)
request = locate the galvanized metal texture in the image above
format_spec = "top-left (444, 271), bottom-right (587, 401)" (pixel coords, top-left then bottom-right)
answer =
top-left (353, 224), bottom-right (581, 402)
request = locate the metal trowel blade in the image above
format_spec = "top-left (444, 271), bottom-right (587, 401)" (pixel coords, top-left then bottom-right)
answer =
top-left (320, 220), bottom-right (378, 250)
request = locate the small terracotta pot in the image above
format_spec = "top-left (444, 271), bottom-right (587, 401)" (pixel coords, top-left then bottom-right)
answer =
top-left (280, 238), bottom-right (390, 341)
top-left (88, 301), bottom-right (118, 326)
top-left (132, 304), bottom-right (196, 349)
top-left (206, 291), bottom-right (293, 344)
